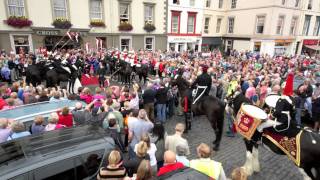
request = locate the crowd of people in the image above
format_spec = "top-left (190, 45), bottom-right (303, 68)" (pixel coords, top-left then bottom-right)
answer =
top-left (0, 47), bottom-right (320, 179)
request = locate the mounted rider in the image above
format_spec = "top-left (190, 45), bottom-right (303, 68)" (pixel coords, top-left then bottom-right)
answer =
top-left (258, 72), bottom-right (295, 132)
top-left (191, 65), bottom-right (212, 103)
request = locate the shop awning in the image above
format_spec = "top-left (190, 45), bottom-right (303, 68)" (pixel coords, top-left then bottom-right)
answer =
top-left (305, 45), bottom-right (320, 51)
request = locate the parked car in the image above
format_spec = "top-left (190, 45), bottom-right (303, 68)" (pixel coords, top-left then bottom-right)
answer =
top-left (0, 125), bottom-right (115, 180)
top-left (0, 100), bottom-right (86, 128)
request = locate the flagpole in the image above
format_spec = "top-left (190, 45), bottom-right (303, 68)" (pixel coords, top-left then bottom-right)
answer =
top-left (52, 29), bottom-right (71, 51)
top-left (60, 39), bottom-right (72, 49)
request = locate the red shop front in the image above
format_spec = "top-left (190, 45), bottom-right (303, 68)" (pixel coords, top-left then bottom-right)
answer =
top-left (302, 39), bottom-right (320, 55)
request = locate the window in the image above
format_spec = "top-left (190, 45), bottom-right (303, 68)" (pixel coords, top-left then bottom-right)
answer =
top-left (119, 3), bottom-right (130, 23)
top-left (231, 0), bottom-right (237, 8)
top-left (295, 0), bottom-right (299, 7)
top-left (276, 15), bottom-right (285, 35)
top-left (216, 18), bottom-right (222, 33)
top-left (204, 17), bottom-right (210, 34)
top-left (187, 13), bottom-right (196, 33)
top-left (120, 38), bottom-right (131, 51)
top-left (313, 16), bottom-right (320, 36)
top-left (190, 0), bottom-right (195, 6)
top-left (228, 17), bottom-right (234, 33)
top-left (90, 0), bottom-right (102, 20)
top-left (308, 0), bottom-right (312, 9)
top-left (281, 0), bottom-right (285, 5)
top-left (144, 5), bottom-right (154, 24)
top-left (256, 16), bottom-right (265, 34)
top-left (145, 37), bottom-right (154, 51)
top-left (290, 17), bottom-right (298, 35)
top-left (303, 15), bottom-right (311, 35)
top-left (206, 0), bottom-right (211, 7)
top-left (173, 0), bottom-right (180, 4)
top-left (53, 0), bottom-right (68, 19)
top-left (11, 35), bottom-right (32, 54)
top-left (219, 0), bottom-right (223, 8)
top-left (7, 0), bottom-right (25, 16)
top-left (171, 11), bottom-right (180, 33)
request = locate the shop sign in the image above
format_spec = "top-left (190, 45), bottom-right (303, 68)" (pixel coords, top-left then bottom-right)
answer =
top-left (170, 37), bottom-right (198, 43)
top-left (303, 39), bottom-right (319, 45)
top-left (35, 30), bottom-right (60, 36)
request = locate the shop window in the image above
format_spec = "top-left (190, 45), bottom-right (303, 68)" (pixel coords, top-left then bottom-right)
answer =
top-left (145, 37), bottom-right (154, 51)
top-left (53, 0), bottom-right (68, 19)
top-left (276, 15), bottom-right (285, 35)
top-left (254, 42), bottom-right (261, 52)
top-left (204, 17), bottom-right (210, 34)
top-left (12, 35), bottom-right (31, 54)
top-left (256, 16), bottom-right (265, 34)
top-left (169, 43), bottom-right (175, 51)
top-left (187, 13), bottom-right (196, 34)
top-left (216, 18), bottom-right (222, 33)
top-left (178, 43), bottom-right (184, 52)
top-left (7, 0), bottom-right (25, 16)
top-left (144, 4), bottom-right (154, 24)
top-left (90, 0), bottom-right (103, 20)
top-left (228, 17), bottom-right (234, 33)
top-left (303, 15), bottom-right (311, 35)
top-left (120, 37), bottom-right (131, 51)
top-left (119, 3), bottom-right (130, 23)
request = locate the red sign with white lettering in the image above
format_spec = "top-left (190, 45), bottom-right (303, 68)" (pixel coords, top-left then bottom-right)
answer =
top-left (303, 39), bottom-right (319, 45)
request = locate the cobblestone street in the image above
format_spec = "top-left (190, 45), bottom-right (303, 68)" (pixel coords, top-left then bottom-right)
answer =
top-left (165, 114), bottom-right (303, 180)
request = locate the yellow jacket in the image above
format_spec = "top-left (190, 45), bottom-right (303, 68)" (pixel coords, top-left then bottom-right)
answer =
top-left (190, 158), bottom-right (222, 180)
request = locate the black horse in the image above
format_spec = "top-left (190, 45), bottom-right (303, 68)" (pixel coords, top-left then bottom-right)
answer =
top-left (228, 92), bottom-right (320, 180)
top-left (172, 79), bottom-right (225, 151)
top-left (135, 64), bottom-right (148, 84)
top-left (118, 61), bottom-right (133, 85)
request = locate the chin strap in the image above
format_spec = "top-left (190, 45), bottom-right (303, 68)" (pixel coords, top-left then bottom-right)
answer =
top-left (192, 86), bottom-right (207, 104)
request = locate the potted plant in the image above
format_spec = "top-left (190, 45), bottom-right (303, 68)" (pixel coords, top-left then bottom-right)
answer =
top-left (143, 22), bottom-right (156, 32)
top-left (90, 19), bottom-right (105, 27)
top-left (52, 18), bottom-right (72, 29)
top-left (118, 21), bottom-right (133, 31)
top-left (4, 16), bottom-right (32, 28)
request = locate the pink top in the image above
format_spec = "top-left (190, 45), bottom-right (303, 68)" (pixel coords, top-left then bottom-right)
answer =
top-left (93, 94), bottom-right (105, 107)
top-left (80, 94), bottom-right (93, 104)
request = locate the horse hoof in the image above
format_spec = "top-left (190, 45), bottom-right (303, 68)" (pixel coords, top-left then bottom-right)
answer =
top-left (212, 145), bottom-right (220, 151)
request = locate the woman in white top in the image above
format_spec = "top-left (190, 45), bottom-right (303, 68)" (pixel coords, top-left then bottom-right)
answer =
top-left (134, 133), bottom-right (157, 175)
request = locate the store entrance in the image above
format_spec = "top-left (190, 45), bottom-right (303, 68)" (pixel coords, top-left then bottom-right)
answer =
top-left (44, 36), bottom-right (82, 51)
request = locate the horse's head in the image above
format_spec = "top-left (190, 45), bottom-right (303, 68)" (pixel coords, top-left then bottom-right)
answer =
top-left (225, 89), bottom-right (242, 115)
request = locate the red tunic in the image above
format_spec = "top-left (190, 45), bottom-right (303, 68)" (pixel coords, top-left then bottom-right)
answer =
top-left (157, 162), bottom-right (184, 177)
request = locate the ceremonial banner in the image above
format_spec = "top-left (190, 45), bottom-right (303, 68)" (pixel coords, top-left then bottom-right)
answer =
top-left (235, 109), bottom-right (262, 140)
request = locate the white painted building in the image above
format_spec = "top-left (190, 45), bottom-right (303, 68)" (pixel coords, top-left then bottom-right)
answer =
top-left (167, 0), bottom-right (204, 52)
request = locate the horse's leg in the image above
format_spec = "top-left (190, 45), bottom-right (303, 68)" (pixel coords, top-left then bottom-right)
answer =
top-left (210, 110), bottom-right (224, 150)
top-left (184, 112), bottom-right (189, 133)
top-left (252, 144), bottom-right (260, 172)
top-left (299, 166), bottom-right (313, 180)
top-left (243, 139), bottom-right (254, 176)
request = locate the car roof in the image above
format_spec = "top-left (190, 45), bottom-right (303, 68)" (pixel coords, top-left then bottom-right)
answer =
top-left (0, 125), bottom-right (114, 178)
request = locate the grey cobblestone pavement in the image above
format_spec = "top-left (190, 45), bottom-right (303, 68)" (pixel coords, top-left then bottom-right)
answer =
top-left (164, 114), bottom-right (303, 180)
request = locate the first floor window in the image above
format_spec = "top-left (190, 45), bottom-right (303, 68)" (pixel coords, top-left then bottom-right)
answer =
top-left (282, 0), bottom-right (286, 5)
top-left (295, 0), bottom-right (299, 7)
top-left (276, 15), bottom-right (285, 35)
top-left (204, 17), bottom-right (210, 34)
top-left (216, 18), bottom-right (222, 33)
top-left (144, 4), bottom-right (154, 24)
top-left (219, 0), bottom-right (223, 8)
top-left (145, 37), bottom-right (154, 51)
top-left (53, 0), bottom-right (68, 19)
top-left (11, 35), bottom-right (31, 54)
top-left (187, 13), bottom-right (196, 33)
top-left (303, 15), bottom-right (311, 35)
top-left (231, 0), bottom-right (237, 8)
top-left (206, 0), bottom-right (211, 7)
top-left (228, 17), bottom-right (234, 33)
top-left (7, 0), bottom-right (25, 16)
top-left (90, 0), bottom-right (103, 20)
top-left (290, 17), bottom-right (298, 35)
top-left (120, 38), bottom-right (130, 51)
top-left (120, 3), bottom-right (130, 23)
top-left (256, 16), bottom-right (265, 34)
top-left (173, 0), bottom-right (179, 4)
top-left (313, 16), bottom-right (320, 36)
top-left (308, 0), bottom-right (312, 9)
top-left (171, 12), bottom-right (180, 33)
